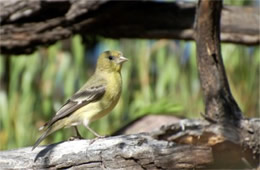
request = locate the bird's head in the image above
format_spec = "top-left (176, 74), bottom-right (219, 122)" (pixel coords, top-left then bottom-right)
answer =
top-left (96, 50), bottom-right (128, 73)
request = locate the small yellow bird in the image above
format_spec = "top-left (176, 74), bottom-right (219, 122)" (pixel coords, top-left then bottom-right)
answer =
top-left (32, 50), bottom-right (128, 150)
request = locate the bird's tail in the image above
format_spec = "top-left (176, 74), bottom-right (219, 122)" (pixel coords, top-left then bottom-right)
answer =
top-left (32, 122), bottom-right (62, 151)
top-left (32, 128), bottom-right (51, 151)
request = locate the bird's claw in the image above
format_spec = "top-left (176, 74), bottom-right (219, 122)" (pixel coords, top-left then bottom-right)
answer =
top-left (68, 136), bottom-right (84, 141)
top-left (89, 135), bottom-right (107, 145)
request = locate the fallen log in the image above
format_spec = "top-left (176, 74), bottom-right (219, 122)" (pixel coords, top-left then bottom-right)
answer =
top-left (0, 119), bottom-right (259, 169)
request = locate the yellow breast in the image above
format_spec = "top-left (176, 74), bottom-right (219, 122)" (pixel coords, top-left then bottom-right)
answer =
top-left (72, 72), bottom-right (122, 123)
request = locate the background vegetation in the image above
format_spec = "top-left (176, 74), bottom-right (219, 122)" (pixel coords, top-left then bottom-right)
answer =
top-left (0, 0), bottom-right (259, 150)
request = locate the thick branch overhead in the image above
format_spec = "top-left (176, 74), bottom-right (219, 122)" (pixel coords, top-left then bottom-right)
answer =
top-left (0, 0), bottom-right (259, 55)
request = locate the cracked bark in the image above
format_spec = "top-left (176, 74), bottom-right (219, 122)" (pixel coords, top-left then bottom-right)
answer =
top-left (0, 119), bottom-right (258, 169)
top-left (0, 0), bottom-right (259, 55)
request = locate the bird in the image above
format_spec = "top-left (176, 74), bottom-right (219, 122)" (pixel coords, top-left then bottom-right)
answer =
top-left (32, 50), bottom-right (128, 150)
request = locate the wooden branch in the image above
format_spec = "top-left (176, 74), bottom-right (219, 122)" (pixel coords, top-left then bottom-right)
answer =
top-left (194, 2), bottom-right (260, 168)
top-left (195, 0), bottom-right (242, 124)
top-left (0, 0), bottom-right (259, 55)
top-left (0, 135), bottom-right (212, 169)
top-left (0, 119), bottom-right (259, 169)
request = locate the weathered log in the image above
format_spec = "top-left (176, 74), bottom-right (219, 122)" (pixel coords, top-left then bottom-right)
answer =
top-left (0, 119), bottom-right (259, 169)
top-left (0, 0), bottom-right (259, 55)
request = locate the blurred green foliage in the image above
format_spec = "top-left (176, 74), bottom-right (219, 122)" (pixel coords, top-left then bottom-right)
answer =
top-left (223, 0), bottom-right (254, 6)
top-left (0, 36), bottom-right (258, 150)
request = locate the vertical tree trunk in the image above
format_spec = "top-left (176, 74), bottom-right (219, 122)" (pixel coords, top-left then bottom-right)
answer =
top-left (195, 0), bottom-right (242, 125)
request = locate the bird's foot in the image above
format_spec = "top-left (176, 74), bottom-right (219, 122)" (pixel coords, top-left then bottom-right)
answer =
top-left (95, 134), bottom-right (106, 138)
top-left (68, 135), bottom-right (84, 141)
top-left (89, 135), bottom-right (107, 145)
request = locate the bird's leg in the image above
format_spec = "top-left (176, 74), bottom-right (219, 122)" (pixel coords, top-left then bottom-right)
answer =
top-left (86, 124), bottom-right (105, 138)
top-left (74, 127), bottom-right (84, 139)
top-left (83, 119), bottom-right (105, 145)
top-left (69, 127), bottom-right (84, 140)
top-left (87, 125), bottom-right (106, 145)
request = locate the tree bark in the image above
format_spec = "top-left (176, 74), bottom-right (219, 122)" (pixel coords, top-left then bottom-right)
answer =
top-left (0, 119), bottom-right (259, 169)
top-left (194, 1), bottom-right (259, 169)
top-left (0, 0), bottom-right (259, 55)
top-left (195, 0), bottom-right (242, 124)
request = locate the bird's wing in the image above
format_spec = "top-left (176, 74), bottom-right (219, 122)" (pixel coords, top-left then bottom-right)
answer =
top-left (45, 84), bottom-right (106, 128)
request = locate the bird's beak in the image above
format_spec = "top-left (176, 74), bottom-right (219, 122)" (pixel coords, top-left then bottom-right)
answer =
top-left (118, 56), bottom-right (128, 64)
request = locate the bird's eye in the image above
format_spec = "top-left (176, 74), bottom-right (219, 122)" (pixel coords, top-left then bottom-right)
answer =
top-left (108, 56), bottom-right (113, 60)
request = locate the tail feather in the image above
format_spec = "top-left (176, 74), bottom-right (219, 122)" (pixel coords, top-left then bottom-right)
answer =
top-left (32, 128), bottom-right (51, 151)
top-left (39, 121), bottom-right (49, 131)
top-left (32, 122), bottom-right (63, 151)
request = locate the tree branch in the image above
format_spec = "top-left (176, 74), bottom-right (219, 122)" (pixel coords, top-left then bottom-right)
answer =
top-left (195, 0), bottom-right (242, 125)
top-left (193, 1), bottom-right (260, 168)
top-left (0, 119), bottom-right (259, 169)
top-left (0, 0), bottom-right (259, 55)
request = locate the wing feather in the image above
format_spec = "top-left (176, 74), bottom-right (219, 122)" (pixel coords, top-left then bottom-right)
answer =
top-left (44, 85), bottom-right (106, 128)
